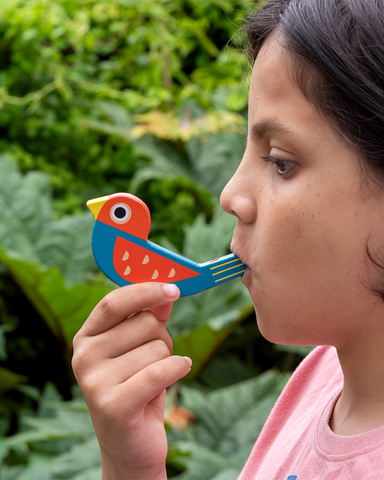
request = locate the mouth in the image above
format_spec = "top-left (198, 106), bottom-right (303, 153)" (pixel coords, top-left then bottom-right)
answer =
top-left (230, 245), bottom-right (248, 269)
top-left (230, 244), bottom-right (251, 286)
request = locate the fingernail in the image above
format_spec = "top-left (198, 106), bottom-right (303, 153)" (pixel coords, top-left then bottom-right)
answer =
top-left (183, 356), bottom-right (192, 369)
top-left (163, 284), bottom-right (179, 298)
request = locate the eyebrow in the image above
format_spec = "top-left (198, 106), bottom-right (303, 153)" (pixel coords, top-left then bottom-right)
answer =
top-left (250, 119), bottom-right (294, 143)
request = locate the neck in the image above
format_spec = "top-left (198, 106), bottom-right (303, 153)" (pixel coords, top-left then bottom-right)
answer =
top-left (330, 324), bottom-right (384, 436)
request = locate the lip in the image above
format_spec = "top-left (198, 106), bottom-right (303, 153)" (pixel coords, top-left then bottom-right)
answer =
top-left (231, 244), bottom-right (251, 285)
top-left (230, 246), bottom-right (248, 271)
top-left (231, 245), bottom-right (243, 262)
top-left (241, 266), bottom-right (251, 286)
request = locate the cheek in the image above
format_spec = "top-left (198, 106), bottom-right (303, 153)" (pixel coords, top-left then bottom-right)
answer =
top-left (260, 200), bottom-right (322, 274)
top-left (251, 198), bottom-right (363, 345)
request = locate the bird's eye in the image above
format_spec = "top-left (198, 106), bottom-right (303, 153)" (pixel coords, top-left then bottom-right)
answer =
top-left (110, 203), bottom-right (131, 224)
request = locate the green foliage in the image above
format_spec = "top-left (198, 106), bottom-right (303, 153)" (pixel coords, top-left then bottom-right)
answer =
top-left (0, 249), bottom-right (114, 344)
top-left (0, 154), bottom-right (113, 345)
top-left (82, 100), bottom-right (247, 249)
top-left (0, 373), bottom-right (288, 479)
top-left (0, 155), bottom-right (97, 285)
top-left (0, 367), bottom-right (27, 394)
top-left (0, 385), bottom-right (102, 480)
top-left (167, 370), bottom-right (289, 479)
top-left (0, 0), bottom-right (250, 220)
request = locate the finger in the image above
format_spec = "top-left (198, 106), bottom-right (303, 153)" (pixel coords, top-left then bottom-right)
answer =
top-left (75, 311), bottom-right (174, 364)
top-left (87, 339), bottom-right (174, 387)
top-left (119, 356), bottom-right (192, 413)
top-left (147, 302), bottom-right (174, 325)
top-left (78, 283), bottom-right (180, 336)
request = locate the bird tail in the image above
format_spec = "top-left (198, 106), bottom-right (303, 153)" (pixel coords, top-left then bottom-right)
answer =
top-left (205, 254), bottom-right (246, 284)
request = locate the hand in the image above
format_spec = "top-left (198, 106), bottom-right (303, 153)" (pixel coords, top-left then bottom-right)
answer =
top-left (72, 283), bottom-right (191, 480)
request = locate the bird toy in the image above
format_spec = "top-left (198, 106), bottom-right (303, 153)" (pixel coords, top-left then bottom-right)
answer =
top-left (87, 193), bottom-right (247, 297)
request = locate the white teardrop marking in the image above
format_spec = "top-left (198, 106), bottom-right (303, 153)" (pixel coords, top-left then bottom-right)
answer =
top-left (122, 251), bottom-right (129, 261)
top-left (151, 270), bottom-right (159, 280)
top-left (168, 268), bottom-right (176, 278)
top-left (124, 266), bottom-right (131, 275)
top-left (142, 255), bottom-right (149, 264)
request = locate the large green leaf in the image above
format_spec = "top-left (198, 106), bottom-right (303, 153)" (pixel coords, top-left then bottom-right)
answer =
top-left (0, 388), bottom-right (101, 480)
top-left (0, 367), bottom-right (27, 393)
top-left (172, 323), bottom-right (231, 377)
top-left (130, 134), bottom-right (201, 193)
top-left (168, 371), bottom-right (289, 480)
top-left (0, 155), bottom-right (115, 343)
top-left (0, 155), bottom-right (97, 286)
top-left (0, 247), bottom-right (114, 344)
top-left (128, 130), bottom-right (246, 200)
top-left (186, 131), bottom-right (246, 198)
top-left (0, 156), bottom-right (51, 264)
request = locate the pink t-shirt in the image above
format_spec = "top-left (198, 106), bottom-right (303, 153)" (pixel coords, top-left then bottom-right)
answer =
top-left (238, 345), bottom-right (384, 479)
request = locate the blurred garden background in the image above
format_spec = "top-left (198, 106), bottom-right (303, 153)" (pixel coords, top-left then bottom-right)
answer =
top-left (0, 1), bottom-right (311, 478)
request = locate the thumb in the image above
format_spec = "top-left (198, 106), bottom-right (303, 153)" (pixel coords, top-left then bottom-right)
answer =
top-left (147, 284), bottom-right (180, 325)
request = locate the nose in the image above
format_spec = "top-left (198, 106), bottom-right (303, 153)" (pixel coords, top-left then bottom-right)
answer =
top-left (220, 158), bottom-right (257, 224)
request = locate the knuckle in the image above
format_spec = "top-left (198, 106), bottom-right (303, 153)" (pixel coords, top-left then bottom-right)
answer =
top-left (141, 310), bottom-right (161, 332)
top-left (145, 362), bottom-right (165, 388)
top-left (138, 311), bottom-right (172, 346)
top-left (97, 291), bottom-right (118, 318)
top-left (82, 382), bottom-right (129, 421)
top-left (77, 370), bottom-right (105, 401)
top-left (72, 335), bottom-right (105, 377)
top-left (74, 371), bottom-right (94, 396)
top-left (85, 333), bottom-right (105, 351)
top-left (71, 343), bottom-right (86, 378)
top-left (93, 389), bottom-right (118, 416)
top-left (150, 339), bottom-right (170, 359)
top-left (71, 356), bottom-right (81, 380)
top-left (72, 331), bottom-right (81, 352)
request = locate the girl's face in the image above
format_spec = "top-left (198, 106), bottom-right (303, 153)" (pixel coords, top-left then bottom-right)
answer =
top-left (220, 38), bottom-right (384, 348)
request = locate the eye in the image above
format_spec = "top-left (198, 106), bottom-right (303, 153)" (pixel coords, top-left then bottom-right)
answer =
top-left (261, 155), bottom-right (296, 176)
top-left (110, 203), bottom-right (131, 224)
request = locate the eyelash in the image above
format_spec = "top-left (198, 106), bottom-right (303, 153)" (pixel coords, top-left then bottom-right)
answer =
top-left (261, 155), bottom-right (296, 176)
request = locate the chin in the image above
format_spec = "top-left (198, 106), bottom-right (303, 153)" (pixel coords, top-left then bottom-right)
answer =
top-left (256, 322), bottom-right (285, 344)
top-left (256, 311), bottom-right (320, 347)
top-left (254, 304), bottom-right (299, 345)
top-left (244, 275), bottom-right (311, 344)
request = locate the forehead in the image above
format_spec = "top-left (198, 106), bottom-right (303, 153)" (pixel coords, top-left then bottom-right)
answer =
top-left (249, 38), bottom-right (327, 140)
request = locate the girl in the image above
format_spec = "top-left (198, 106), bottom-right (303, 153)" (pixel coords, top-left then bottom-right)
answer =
top-left (72, 0), bottom-right (384, 478)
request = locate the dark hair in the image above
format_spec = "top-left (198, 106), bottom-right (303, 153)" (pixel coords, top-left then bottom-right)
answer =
top-left (242, 0), bottom-right (384, 300)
